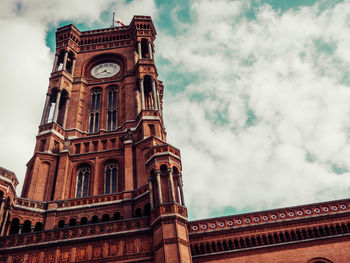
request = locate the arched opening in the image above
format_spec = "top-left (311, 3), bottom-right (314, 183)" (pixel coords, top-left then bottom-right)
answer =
top-left (56, 90), bottom-right (68, 127)
top-left (200, 243), bottom-right (205, 254)
top-left (144, 203), bottom-right (151, 216)
top-left (22, 220), bottom-right (32, 233)
top-left (58, 220), bottom-right (65, 228)
top-left (56, 50), bottom-right (65, 71)
top-left (251, 236), bottom-right (257, 246)
top-left (66, 51), bottom-right (75, 75)
top-left (144, 75), bottom-right (155, 110)
top-left (135, 208), bottom-right (142, 217)
top-left (45, 89), bottom-right (58, 123)
top-left (141, 38), bottom-right (150, 58)
top-left (80, 217), bottom-right (88, 225)
top-left (206, 242), bottom-right (211, 253)
top-left (69, 218), bottom-right (77, 227)
top-left (211, 242), bottom-right (216, 252)
top-left (105, 162), bottom-right (118, 194)
top-left (279, 233), bottom-right (285, 242)
top-left (91, 215), bottom-right (99, 223)
top-left (34, 222), bottom-right (43, 232)
top-left (113, 212), bottom-right (121, 220)
top-left (9, 218), bottom-right (20, 235)
top-left (102, 214), bottom-right (110, 222)
top-left (76, 164), bottom-right (91, 198)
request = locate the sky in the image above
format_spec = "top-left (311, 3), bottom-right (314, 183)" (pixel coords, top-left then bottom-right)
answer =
top-left (1, 0), bottom-right (350, 220)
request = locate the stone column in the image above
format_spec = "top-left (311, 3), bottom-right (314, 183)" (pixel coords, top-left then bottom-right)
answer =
top-left (40, 94), bottom-right (51, 125)
top-left (0, 199), bottom-right (5, 228)
top-left (71, 58), bottom-right (76, 76)
top-left (53, 90), bottom-right (61, 123)
top-left (152, 79), bottom-right (158, 110)
top-left (156, 170), bottom-right (163, 205)
top-left (149, 179), bottom-right (154, 210)
top-left (18, 224), bottom-right (23, 234)
top-left (137, 41), bottom-right (142, 60)
top-left (63, 97), bottom-right (70, 129)
top-left (62, 50), bottom-right (69, 71)
top-left (52, 54), bottom-right (58, 72)
top-left (0, 209), bottom-right (9, 236)
top-left (135, 89), bottom-right (140, 115)
top-left (156, 86), bottom-right (161, 113)
top-left (148, 41), bottom-right (153, 60)
top-left (134, 51), bottom-right (138, 65)
top-left (168, 168), bottom-right (175, 203)
top-left (139, 79), bottom-right (145, 110)
top-left (179, 174), bottom-right (185, 206)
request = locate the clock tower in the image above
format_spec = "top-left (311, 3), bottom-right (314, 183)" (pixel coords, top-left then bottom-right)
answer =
top-left (0, 16), bottom-right (192, 263)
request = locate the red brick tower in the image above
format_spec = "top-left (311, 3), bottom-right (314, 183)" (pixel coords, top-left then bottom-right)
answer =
top-left (0, 16), bottom-right (192, 262)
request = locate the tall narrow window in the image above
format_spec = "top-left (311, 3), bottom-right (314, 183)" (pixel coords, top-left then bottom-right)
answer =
top-left (89, 89), bottom-right (101, 133)
top-left (105, 163), bottom-right (118, 194)
top-left (107, 87), bottom-right (118, 131)
top-left (76, 165), bottom-right (90, 198)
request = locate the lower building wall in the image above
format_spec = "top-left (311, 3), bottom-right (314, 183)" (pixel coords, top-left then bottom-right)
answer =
top-left (1, 234), bottom-right (153, 263)
top-left (192, 238), bottom-right (350, 263)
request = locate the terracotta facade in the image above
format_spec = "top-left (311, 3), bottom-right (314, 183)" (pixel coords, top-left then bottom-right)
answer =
top-left (0, 15), bottom-right (349, 263)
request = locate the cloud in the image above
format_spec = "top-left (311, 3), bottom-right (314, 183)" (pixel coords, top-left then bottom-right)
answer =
top-left (158, 0), bottom-right (350, 218)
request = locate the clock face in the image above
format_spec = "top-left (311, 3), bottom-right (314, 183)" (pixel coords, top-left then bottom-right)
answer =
top-left (91, 63), bottom-right (120, 78)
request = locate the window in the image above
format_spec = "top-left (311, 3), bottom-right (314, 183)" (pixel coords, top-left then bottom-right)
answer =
top-left (22, 220), bottom-right (32, 233)
top-left (105, 163), bottom-right (118, 194)
top-left (58, 220), bottom-right (65, 228)
top-left (9, 218), bottom-right (20, 235)
top-left (107, 87), bottom-right (118, 130)
top-left (89, 89), bottom-right (101, 133)
top-left (76, 165), bottom-right (90, 198)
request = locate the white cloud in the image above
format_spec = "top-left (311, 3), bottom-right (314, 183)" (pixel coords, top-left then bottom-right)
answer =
top-left (159, 0), bottom-right (350, 218)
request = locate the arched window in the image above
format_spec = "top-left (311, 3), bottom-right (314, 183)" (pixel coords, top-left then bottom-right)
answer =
top-left (9, 218), bottom-right (20, 235)
top-left (102, 214), bottom-right (110, 222)
top-left (144, 203), bottom-right (151, 216)
top-left (141, 38), bottom-right (150, 58)
top-left (107, 87), bottom-right (118, 131)
top-left (66, 51), bottom-right (75, 75)
top-left (89, 88), bottom-right (101, 133)
top-left (135, 208), bottom-right (142, 217)
top-left (144, 76), bottom-right (155, 110)
top-left (105, 163), bottom-right (118, 194)
top-left (113, 212), bottom-right (121, 220)
top-left (34, 222), bottom-right (43, 232)
top-left (22, 220), bottom-right (32, 233)
top-left (80, 217), bottom-right (88, 225)
top-left (69, 218), bottom-right (77, 227)
top-left (91, 215), bottom-right (99, 223)
top-left (76, 165), bottom-right (90, 198)
top-left (58, 220), bottom-right (65, 228)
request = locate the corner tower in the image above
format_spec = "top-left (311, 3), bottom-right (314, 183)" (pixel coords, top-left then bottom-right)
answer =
top-left (0, 16), bottom-right (191, 263)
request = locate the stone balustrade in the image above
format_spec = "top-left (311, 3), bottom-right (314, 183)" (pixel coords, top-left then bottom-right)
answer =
top-left (15, 198), bottom-right (47, 210)
top-left (0, 217), bottom-right (150, 249)
top-left (145, 144), bottom-right (181, 162)
top-left (189, 198), bottom-right (350, 233)
top-left (0, 167), bottom-right (18, 188)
